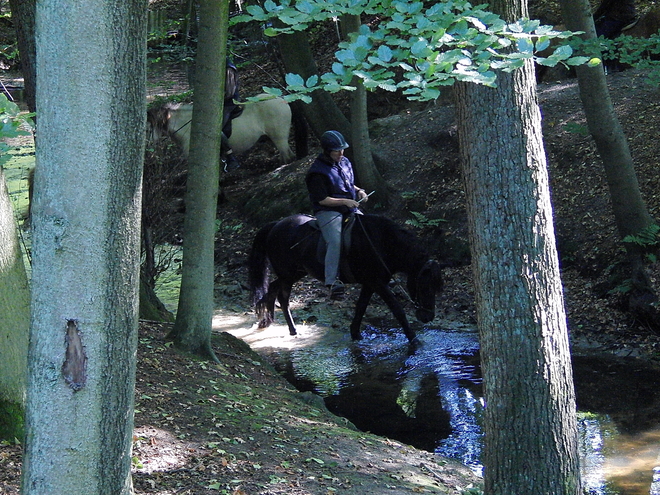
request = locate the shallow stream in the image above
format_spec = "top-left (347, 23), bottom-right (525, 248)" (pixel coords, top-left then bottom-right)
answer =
top-left (232, 322), bottom-right (660, 495)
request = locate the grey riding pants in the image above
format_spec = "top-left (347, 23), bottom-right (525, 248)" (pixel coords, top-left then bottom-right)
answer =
top-left (316, 210), bottom-right (343, 286)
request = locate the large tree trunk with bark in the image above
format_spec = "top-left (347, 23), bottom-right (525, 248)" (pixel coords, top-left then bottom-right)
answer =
top-left (0, 167), bottom-right (30, 436)
top-left (167, 0), bottom-right (227, 362)
top-left (22, 1), bottom-right (146, 493)
top-left (558, 0), bottom-right (658, 322)
top-left (454, 0), bottom-right (581, 493)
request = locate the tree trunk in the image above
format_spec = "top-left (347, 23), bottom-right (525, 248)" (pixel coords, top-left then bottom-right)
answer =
top-left (454, 0), bottom-right (581, 492)
top-left (276, 27), bottom-right (352, 140)
top-left (22, 1), bottom-right (146, 493)
top-left (340, 14), bottom-right (389, 207)
top-left (558, 0), bottom-right (658, 320)
top-left (167, 0), bottom-right (227, 362)
top-left (0, 167), bottom-right (30, 433)
top-left (8, 0), bottom-right (36, 114)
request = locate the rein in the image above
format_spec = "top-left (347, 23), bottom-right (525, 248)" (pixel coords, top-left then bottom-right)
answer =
top-left (169, 118), bottom-right (192, 137)
top-left (355, 215), bottom-right (433, 313)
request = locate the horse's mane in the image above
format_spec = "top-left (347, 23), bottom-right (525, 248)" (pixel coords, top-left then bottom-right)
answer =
top-left (360, 214), bottom-right (430, 270)
top-left (146, 104), bottom-right (171, 134)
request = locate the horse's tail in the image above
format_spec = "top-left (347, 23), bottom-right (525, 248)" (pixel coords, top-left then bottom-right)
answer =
top-left (247, 221), bottom-right (277, 307)
top-left (290, 100), bottom-right (309, 159)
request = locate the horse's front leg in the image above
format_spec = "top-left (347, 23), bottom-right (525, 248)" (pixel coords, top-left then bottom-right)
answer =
top-left (350, 286), bottom-right (374, 340)
top-left (276, 282), bottom-right (298, 336)
top-left (374, 284), bottom-right (416, 343)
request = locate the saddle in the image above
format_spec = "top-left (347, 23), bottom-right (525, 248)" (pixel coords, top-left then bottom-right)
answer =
top-left (308, 213), bottom-right (359, 283)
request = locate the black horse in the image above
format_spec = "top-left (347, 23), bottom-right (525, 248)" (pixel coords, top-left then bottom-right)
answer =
top-left (247, 213), bottom-right (444, 342)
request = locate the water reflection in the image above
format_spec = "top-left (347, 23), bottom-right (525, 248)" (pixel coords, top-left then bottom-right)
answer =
top-left (252, 325), bottom-right (660, 495)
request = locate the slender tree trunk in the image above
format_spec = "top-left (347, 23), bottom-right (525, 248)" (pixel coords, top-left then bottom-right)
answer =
top-left (22, 1), bottom-right (146, 493)
top-left (558, 0), bottom-right (658, 317)
top-left (0, 167), bottom-right (30, 428)
top-left (167, 0), bottom-right (227, 362)
top-left (276, 27), bottom-right (352, 140)
top-left (454, 0), bottom-right (581, 492)
top-left (340, 14), bottom-right (389, 206)
top-left (8, 0), bottom-right (36, 114)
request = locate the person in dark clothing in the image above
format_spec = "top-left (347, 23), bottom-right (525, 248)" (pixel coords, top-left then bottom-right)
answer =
top-left (594, 0), bottom-right (637, 38)
top-left (306, 130), bottom-right (369, 300)
top-left (222, 58), bottom-right (241, 171)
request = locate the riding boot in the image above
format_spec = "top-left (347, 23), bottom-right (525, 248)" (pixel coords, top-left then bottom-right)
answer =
top-left (223, 151), bottom-right (240, 172)
top-left (221, 132), bottom-right (240, 171)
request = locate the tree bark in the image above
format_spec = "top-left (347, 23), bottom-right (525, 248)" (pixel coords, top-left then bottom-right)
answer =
top-left (340, 14), bottom-right (389, 206)
top-left (8, 0), bottom-right (36, 114)
top-left (22, 1), bottom-right (146, 493)
top-left (558, 0), bottom-right (658, 318)
top-left (0, 167), bottom-right (30, 423)
top-left (276, 27), bottom-right (352, 140)
top-left (167, 0), bottom-right (227, 362)
top-left (454, 0), bottom-right (581, 492)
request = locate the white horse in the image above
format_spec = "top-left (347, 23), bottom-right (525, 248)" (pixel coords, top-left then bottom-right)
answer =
top-left (148, 96), bottom-right (295, 162)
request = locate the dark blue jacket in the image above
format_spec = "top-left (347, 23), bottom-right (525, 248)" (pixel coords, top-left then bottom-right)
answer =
top-left (306, 153), bottom-right (356, 214)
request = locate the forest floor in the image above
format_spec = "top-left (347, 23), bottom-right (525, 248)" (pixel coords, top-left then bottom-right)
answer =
top-left (3, 26), bottom-right (660, 495)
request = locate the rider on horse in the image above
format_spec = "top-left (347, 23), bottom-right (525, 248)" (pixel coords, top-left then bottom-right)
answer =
top-left (594, 0), bottom-right (637, 38)
top-left (306, 130), bottom-right (369, 300)
top-left (222, 57), bottom-right (242, 171)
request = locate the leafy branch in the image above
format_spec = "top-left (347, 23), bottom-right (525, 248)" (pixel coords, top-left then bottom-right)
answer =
top-left (0, 94), bottom-right (34, 166)
top-left (233, 0), bottom-right (595, 102)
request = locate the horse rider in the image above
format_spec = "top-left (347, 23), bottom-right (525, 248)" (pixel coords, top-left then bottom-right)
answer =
top-left (594, 0), bottom-right (637, 38)
top-left (222, 57), bottom-right (241, 171)
top-left (306, 130), bottom-right (369, 300)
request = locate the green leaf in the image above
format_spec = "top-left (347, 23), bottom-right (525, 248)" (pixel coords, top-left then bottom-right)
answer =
top-left (535, 37), bottom-right (551, 52)
top-left (377, 44), bottom-right (393, 62)
top-left (305, 74), bottom-right (319, 87)
top-left (411, 39), bottom-right (429, 57)
top-left (517, 37), bottom-right (534, 54)
top-left (566, 56), bottom-right (590, 66)
top-left (285, 72), bottom-right (305, 87)
top-left (552, 44), bottom-right (573, 60)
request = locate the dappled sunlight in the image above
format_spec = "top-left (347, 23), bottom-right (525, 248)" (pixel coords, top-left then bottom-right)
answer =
top-left (223, 320), bottom-right (341, 351)
top-left (211, 311), bottom-right (253, 333)
top-left (132, 425), bottom-right (202, 474)
top-left (602, 428), bottom-right (660, 494)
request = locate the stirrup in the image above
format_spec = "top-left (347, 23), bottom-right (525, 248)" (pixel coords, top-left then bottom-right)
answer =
top-left (328, 281), bottom-right (345, 301)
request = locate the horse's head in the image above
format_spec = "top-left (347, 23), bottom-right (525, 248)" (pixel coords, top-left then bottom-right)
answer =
top-left (408, 259), bottom-right (444, 323)
top-left (146, 105), bottom-right (172, 145)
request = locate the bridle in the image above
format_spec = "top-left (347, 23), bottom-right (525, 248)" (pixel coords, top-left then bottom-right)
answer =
top-left (355, 215), bottom-right (437, 313)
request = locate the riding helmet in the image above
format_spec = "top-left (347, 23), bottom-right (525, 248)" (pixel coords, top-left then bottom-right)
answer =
top-left (321, 130), bottom-right (350, 152)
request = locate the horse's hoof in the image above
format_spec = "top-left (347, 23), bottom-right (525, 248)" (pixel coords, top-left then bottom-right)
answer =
top-left (407, 335), bottom-right (421, 352)
top-left (289, 330), bottom-right (297, 336)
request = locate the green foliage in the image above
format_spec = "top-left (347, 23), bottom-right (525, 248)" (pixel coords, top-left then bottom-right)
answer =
top-left (568, 34), bottom-right (660, 86)
top-left (148, 91), bottom-right (194, 112)
top-left (405, 211), bottom-right (446, 229)
top-left (0, 399), bottom-right (24, 442)
top-left (622, 223), bottom-right (660, 248)
top-left (234, 0), bottom-right (587, 103)
top-left (0, 94), bottom-right (34, 166)
top-left (623, 224), bottom-right (660, 262)
top-left (562, 122), bottom-right (589, 136)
